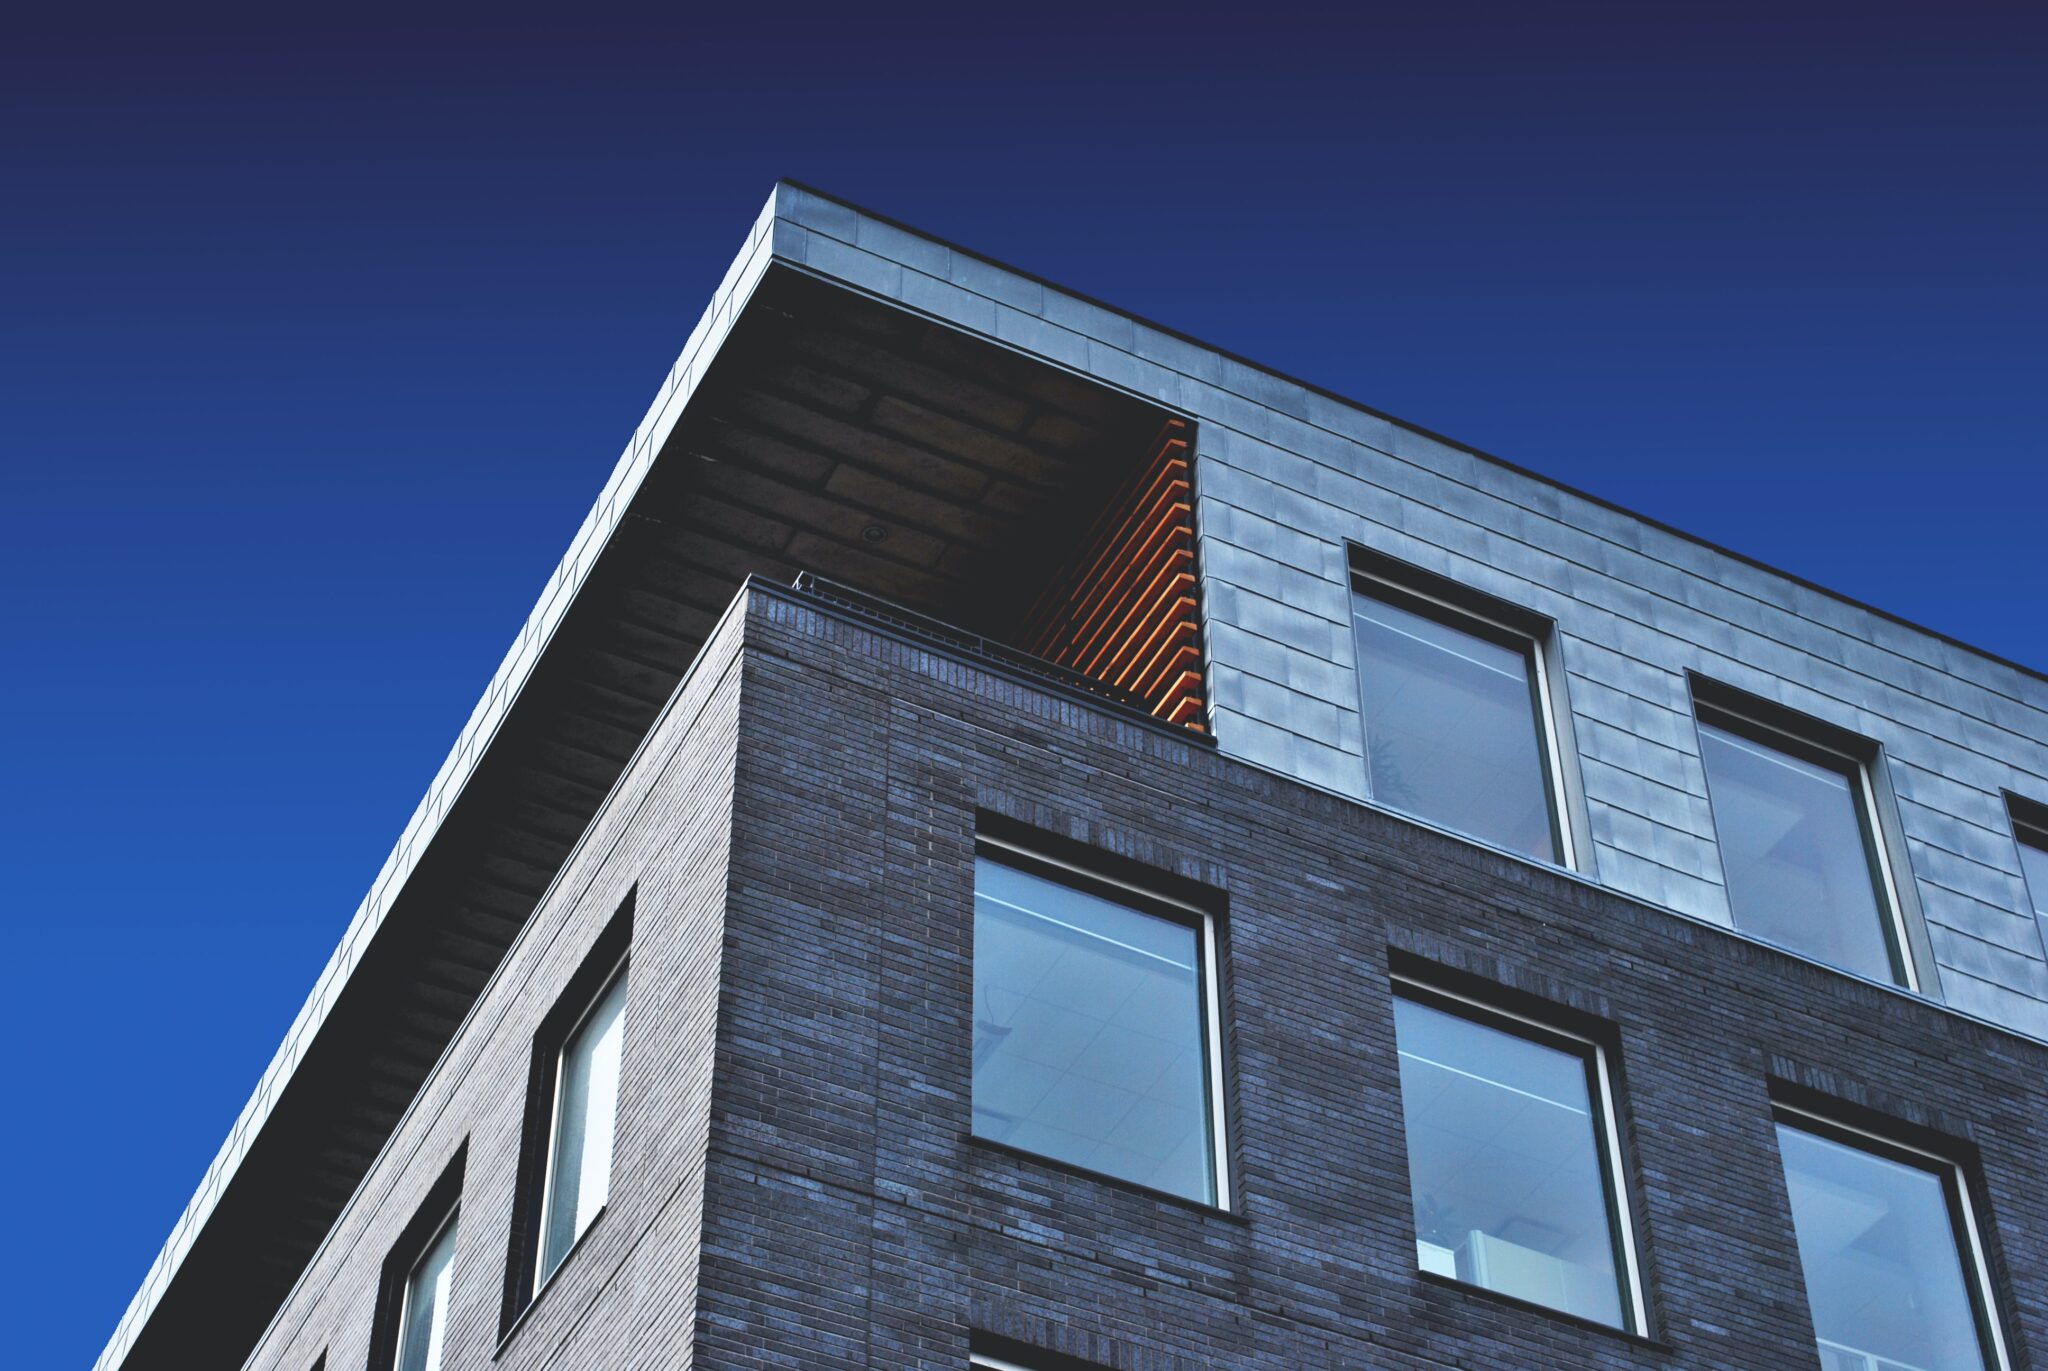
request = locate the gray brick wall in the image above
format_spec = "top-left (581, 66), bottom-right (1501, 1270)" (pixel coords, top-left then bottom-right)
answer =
top-left (239, 599), bottom-right (746, 1371)
top-left (134, 187), bottom-right (2048, 1371)
top-left (691, 586), bottom-right (2047, 1370)
top-left (241, 583), bottom-right (2048, 1371)
top-left (765, 183), bottom-right (2048, 1042)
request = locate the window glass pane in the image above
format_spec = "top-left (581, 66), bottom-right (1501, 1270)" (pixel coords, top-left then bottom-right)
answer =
top-left (395, 1213), bottom-right (457, 1371)
top-left (1393, 997), bottom-right (1627, 1329)
top-left (1777, 1123), bottom-right (1992, 1371)
top-left (2016, 834), bottom-right (2048, 925)
top-left (1353, 592), bottom-right (1559, 862)
top-left (1697, 722), bottom-right (1896, 981)
top-left (972, 856), bottom-right (1215, 1203)
top-left (540, 968), bottom-right (627, 1280)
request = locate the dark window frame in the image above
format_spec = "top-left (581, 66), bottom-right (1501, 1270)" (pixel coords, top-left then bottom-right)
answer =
top-left (366, 1145), bottom-right (466, 1371)
top-left (1772, 1101), bottom-right (2013, 1371)
top-left (1688, 675), bottom-right (1925, 990)
top-left (1348, 545), bottom-right (1583, 871)
top-left (2004, 791), bottom-right (2048, 935)
top-left (970, 832), bottom-right (1234, 1211)
top-left (969, 1342), bottom-right (1116, 1371)
top-left (1388, 971), bottom-right (1649, 1336)
top-left (498, 892), bottom-right (635, 1339)
top-left (972, 1355), bottom-right (1043, 1371)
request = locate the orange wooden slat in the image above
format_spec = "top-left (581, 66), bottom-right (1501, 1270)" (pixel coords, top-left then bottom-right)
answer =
top-left (1015, 417), bottom-right (1205, 730)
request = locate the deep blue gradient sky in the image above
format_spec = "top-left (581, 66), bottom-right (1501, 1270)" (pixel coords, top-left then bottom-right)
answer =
top-left (5, 3), bottom-right (2044, 1363)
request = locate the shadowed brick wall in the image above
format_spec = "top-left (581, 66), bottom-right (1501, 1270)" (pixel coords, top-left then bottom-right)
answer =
top-left (696, 584), bottom-right (2046, 1371)
top-left (234, 583), bottom-right (2048, 1371)
top-left (238, 601), bottom-right (745, 1371)
top-left (764, 183), bottom-right (2048, 1041)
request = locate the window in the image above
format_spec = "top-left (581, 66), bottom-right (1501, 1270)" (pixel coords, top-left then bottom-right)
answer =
top-left (373, 1150), bottom-right (465, 1371)
top-left (538, 958), bottom-right (627, 1282)
top-left (502, 900), bottom-right (634, 1335)
top-left (393, 1207), bottom-right (458, 1371)
top-left (1391, 980), bottom-right (1644, 1332)
top-left (1350, 555), bottom-right (1574, 866)
top-left (1775, 1107), bottom-right (2009, 1371)
top-left (970, 839), bottom-right (1228, 1206)
top-left (1692, 686), bottom-right (1911, 985)
top-left (2007, 795), bottom-right (2048, 932)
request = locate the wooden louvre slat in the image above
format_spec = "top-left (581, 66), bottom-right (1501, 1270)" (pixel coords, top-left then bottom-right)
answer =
top-left (1023, 419), bottom-right (1206, 732)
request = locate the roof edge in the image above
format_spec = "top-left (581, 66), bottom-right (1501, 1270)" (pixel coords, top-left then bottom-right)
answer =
top-left (93, 185), bottom-right (795, 1371)
top-left (770, 177), bottom-right (2046, 690)
top-left (100, 172), bottom-right (2045, 1371)
top-left (231, 577), bottom-right (758, 1371)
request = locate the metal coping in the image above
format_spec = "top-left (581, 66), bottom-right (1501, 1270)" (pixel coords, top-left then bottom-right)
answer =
top-left (779, 178), bottom-right (2045, 688)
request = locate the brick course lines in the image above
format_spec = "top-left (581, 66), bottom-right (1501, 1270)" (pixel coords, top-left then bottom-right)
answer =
top-left (243, 583), bottom-right (2048, 1371)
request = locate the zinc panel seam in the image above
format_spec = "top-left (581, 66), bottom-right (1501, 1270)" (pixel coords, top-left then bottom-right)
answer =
top-left (771, 187), bottom-right (2048, 1039)
top-left (784, 187), bottom-right (2045, 725)
top-left (1198, 446), bottom-right (2046, 767)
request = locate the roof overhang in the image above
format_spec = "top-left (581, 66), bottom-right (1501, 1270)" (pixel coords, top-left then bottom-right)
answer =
top-left (96, 185), bottom-right (1179, 1371)
top-left (102, 177), bottom-right (2048, 1371)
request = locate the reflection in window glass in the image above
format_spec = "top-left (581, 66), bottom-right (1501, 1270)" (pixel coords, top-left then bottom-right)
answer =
top-left (1353, 591), bottom-right (1561, 863)
top-left (2015, 830), bottom-right (2048, 926)
top-left (539, 965), bottom-right (627, 1283)
top-left (1777, 1122), bottom-right (1995, 1371)
top-left (1697, 721), bottom-right (1898, 982)
top-left (1393, 996), bottom-right (1631, 1329)
top-left (971, 856), bottom-right (1217, 1204)
top-left (395, 1211), bottom-right (457, 1371)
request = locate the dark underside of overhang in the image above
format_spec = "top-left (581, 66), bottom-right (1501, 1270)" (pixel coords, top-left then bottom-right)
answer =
top-left (129, 265), bottom-right (1179, 1371)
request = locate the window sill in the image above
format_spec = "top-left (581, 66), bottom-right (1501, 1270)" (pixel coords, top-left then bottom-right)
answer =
top-left (492, 1205), bottom-right (609, 1361)
top-left (1359, 793), bottom-right (1583, 881)
top-left (1342, 774), bottom-right (2016, 1042)
top-left (1413, 1269), bottom-right (1668, 1352)
top-left (966, 1134), bottom-right (1247, 1224)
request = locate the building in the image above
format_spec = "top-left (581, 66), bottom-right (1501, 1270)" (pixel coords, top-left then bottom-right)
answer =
top-left (95, 183), bottom-right (2048, 1371)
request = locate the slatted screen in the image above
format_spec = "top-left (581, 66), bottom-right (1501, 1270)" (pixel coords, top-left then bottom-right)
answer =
top-left (1021, 419), bottom-right (1206, 731)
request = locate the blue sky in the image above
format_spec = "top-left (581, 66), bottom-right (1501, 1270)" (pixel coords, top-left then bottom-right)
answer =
top-left (4, 3), bottom-right (2043, 1364)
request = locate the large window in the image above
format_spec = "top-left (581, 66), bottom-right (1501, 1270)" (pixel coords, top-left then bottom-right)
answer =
top-left (393, 1206), bottom-right (458, 1371)
top-left (1351, 560), bottom-right (1573, 866)
top-left (1775, 1108), bottom-right (2009, 1371)
top-left (970, 841), bottom-right (1228, 1207)
top-left (1391, 981), bottom-right (1643, 1332)
top-left (537, 958), bottom-right (627, 1283)
top-left (1693, 689), bottom-right (1911, 985)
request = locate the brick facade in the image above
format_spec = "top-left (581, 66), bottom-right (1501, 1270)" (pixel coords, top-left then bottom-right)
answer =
top-left (242, 582), bottom-right (2048, 1370)
top-left (242, 600), bottom-right (743, 1371)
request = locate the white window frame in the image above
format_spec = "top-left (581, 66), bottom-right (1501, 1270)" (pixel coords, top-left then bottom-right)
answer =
top-left (393, 1201), bottom-right (459, 1371)
top-left (1694, 698), bottom-right (1917, 991)
top-left (1350, 567), bottom-right (1580, 871)
top-left (533, 951), bottom-right (629, 1291)
top-left (976, 832), bottom-right (1233, 1211)
top-left (1774, 1101), bottom-right (2012, 1371)
top-left (1389, 972), bottom-right (1649, 1336)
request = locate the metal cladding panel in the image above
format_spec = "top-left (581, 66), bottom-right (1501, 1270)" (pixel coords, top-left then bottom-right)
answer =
top-left (763, 183), bottom-right (2048, 1040)
top-left (102, 182), bottom-right (2048, 1371)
